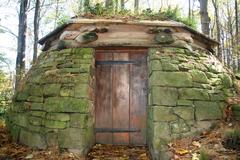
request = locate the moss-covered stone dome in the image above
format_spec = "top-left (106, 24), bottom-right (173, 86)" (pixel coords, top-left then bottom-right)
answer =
top-left (6, 19), bottom-right (237, 159)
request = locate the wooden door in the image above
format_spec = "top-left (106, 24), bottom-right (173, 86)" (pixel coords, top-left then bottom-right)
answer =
top-left (95, 48), bottom-right (147, 145)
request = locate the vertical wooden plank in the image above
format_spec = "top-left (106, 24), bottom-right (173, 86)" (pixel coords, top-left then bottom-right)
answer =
top-left (112, 52), bottom-right (130, 145)
top-left (129, 52), bottom-right (147, 145)
top-left (95, 52), bottom-right (113, 144)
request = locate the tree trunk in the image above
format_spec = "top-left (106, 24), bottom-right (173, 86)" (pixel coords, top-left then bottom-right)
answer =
top-left (120, 0), bottom-right (124, 10)
top-left (15, 0), bottom-right (28, 88)
top-left (199, 0), bottom-right (210, 35)
top-left (115, 0), bottom-right (118, 13)
top-left (212, 0), bottom-right (222, 61)
top-left (188, 0), bottom-right (191, 20)
top-left (134, 0), bottom-right (139, 14)
top-left (105, 0), bottom-right (113, 8)
top-left (54, 0), bottom-right (59, 28)
top-left (235, 0), bottom-right (239, 55)
top-left (84, 0), bottom-right (90, 13)
top-left (33, 0), bottom-right (40, 63)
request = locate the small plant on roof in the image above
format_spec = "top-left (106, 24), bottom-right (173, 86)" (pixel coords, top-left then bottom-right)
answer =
top-left (79, 3), bottom-right (197, 29)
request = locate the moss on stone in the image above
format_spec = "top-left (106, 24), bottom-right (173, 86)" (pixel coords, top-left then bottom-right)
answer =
top-left (179, 88), bottom-right (210, 100)
top-left (151, 87), bottom-right (178, 106)
top-left (46, 113), bottom-right (70, 121)
top-left (43, 84), bottom-right (61, 96)
top-left (153, 106), bottom-right (177, 122)
top-left (43, 119), bottom-right (68, 129)
top-left (195, 101), bottom-right (222, 120)
top-left (190, 69), bottom-right (208, 83)
top-left (43, 97), bottom-right (90, 113)
top-left (150, 71), bottom-right (193, 87)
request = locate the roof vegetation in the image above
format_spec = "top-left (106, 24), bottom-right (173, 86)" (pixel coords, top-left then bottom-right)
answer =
top-left (70, 4), bottom-right (197, 29)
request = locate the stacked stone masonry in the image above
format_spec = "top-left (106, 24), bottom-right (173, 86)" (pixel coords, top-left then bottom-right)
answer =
top-left (6, 47), bottom-right (236, 159)
top-left (147, 48), bottom-right (236, 159)
top-left (7, 48), bottom-right (95, 154)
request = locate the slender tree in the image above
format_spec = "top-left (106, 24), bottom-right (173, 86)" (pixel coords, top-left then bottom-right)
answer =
top-left (235, 0), bottom-right (239, 46)
top-left (188, 0), bottom-right (191, 20)
top-left (199, 0), bottom-right (210, 35)
top-left (33, 0), bottom-right (40, 63)
top-left (134, 0), bottom-right (139, 14)
top-left (120, 0), bottom-right (124, 10)
top-left (212, 0), bottom-right (222, 61)
top-left (84, 0), bottom-right (90, 13)
top-left (16, 0), bottom-right (28, 88)
top-left (54, 0), bottom-right (59, 28)
top-left (105, 0), bottom-right (113, 8)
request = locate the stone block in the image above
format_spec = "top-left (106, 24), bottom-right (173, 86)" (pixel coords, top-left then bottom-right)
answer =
top-left (74, 84), bottom-right (89, 98)
top-left (179, 88), bottom-right (209, 100)
top-left (19, 129), bottom-right (46, 149)
top-left (173, 107), bottom-right (194, 120)
top-left (149, 60), bottom-right (162, 71)
top-left (60, 86), bottom-right (74, 97)
top-left (178, 63), bottom-right (195, 71)
top-left (219, 73), bottom-right (233, 88)
top-left (46, 132), bottom-right (58, 147)
top-left (74, 74), bottom-right (91, 83)
top-left (70, 114), bottom-right (90, 128)
top-left (170, 120), bottom-right (190, 134)
top-left (12, 113), bottom-right (28, 127)
top-left (30, 102), bottom-right (43, 110)
top-left (9, 125), bottom-right (20, 141)
top-left (43, 84), bottom-right (61, 96)
top-left (30, 111), bottom-right (46, 118)
top-left (43, 97), bottom-right (90, 113)
top-left (153, 106), bottom-right (177, 122)
top-left (151, 87), bottom-right (178, 106)
top-left (195, 101), bottom-right (222, 120)
top-left (190, 70), bottom-right (208, 83)
top-left (30, 85), bottom-right (43, 96)
top-left (210, 92), bottom-right (226, 101)
top-left (16, 92), bottom-right (29, 101)
top-left (153, 122), bottom-right (171, 140)
top-left (43, 119), bottom-right (68, 129)
top-left (27, 96), bottom-right (43, 103)
top-left (177, 100), bottom-right (193, 106)
top-left (29, 116), bottom-right (43, 126)
top-left (46, 113), bottom-right (70, 121)
top-left (150, 71), bottom-right (193, 87)
top-left (11, 102), bottom-right (28, 112)
top-left (58, 128), bottom-right (87, 148)
top-left (28, 124), bottom-right (43, 132)
top-left (161, 61), bottom-right (179, 71)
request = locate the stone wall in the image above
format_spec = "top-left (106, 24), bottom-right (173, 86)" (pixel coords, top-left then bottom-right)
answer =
top-left (147, 48), bottom-right (236, 159)
top-left (6, 48), bottom-right (95, 154)
top-left (6, 46), bottom-right (237, 159)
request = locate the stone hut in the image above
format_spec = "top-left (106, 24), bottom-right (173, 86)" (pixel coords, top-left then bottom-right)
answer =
top-left (7, 19), bottom-right (236, 159)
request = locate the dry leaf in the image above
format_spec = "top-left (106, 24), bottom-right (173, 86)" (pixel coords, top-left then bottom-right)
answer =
top-left (175, 149), bottom-right (189, 155)
top-left (191, 153), bottom-right (199, 160)
top-left (192, 141), bottom-right (201, 148)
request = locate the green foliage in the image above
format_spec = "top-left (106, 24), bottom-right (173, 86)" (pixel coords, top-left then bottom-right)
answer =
top-left (199, 150), bottom-right (210, 160)
top-left (224, 129), bottom-right (240, 140)
top-left (80, 4), bottom-right (197, 29)
top-left (0, 53), bottom-right (12, 120)
top-left (56, 14), bottom-right (71, 26)
top-left (0, 27), bottom-right (5, 33)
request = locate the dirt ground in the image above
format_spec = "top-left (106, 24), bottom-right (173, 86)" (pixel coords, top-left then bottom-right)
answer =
top-left (0, 120), bottom-right (239, 160)
top-left (169, 121), bottom-right (239, 160)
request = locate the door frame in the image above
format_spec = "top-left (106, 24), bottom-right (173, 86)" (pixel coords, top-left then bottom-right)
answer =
top-left (94, 47), bottom-right (148, 145)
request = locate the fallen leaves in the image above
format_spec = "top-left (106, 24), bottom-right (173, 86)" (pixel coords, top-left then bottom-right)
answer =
top-left (169, 122), bottom-right (238, 160)
top-left (87, 144), bottom-right (150, 160)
